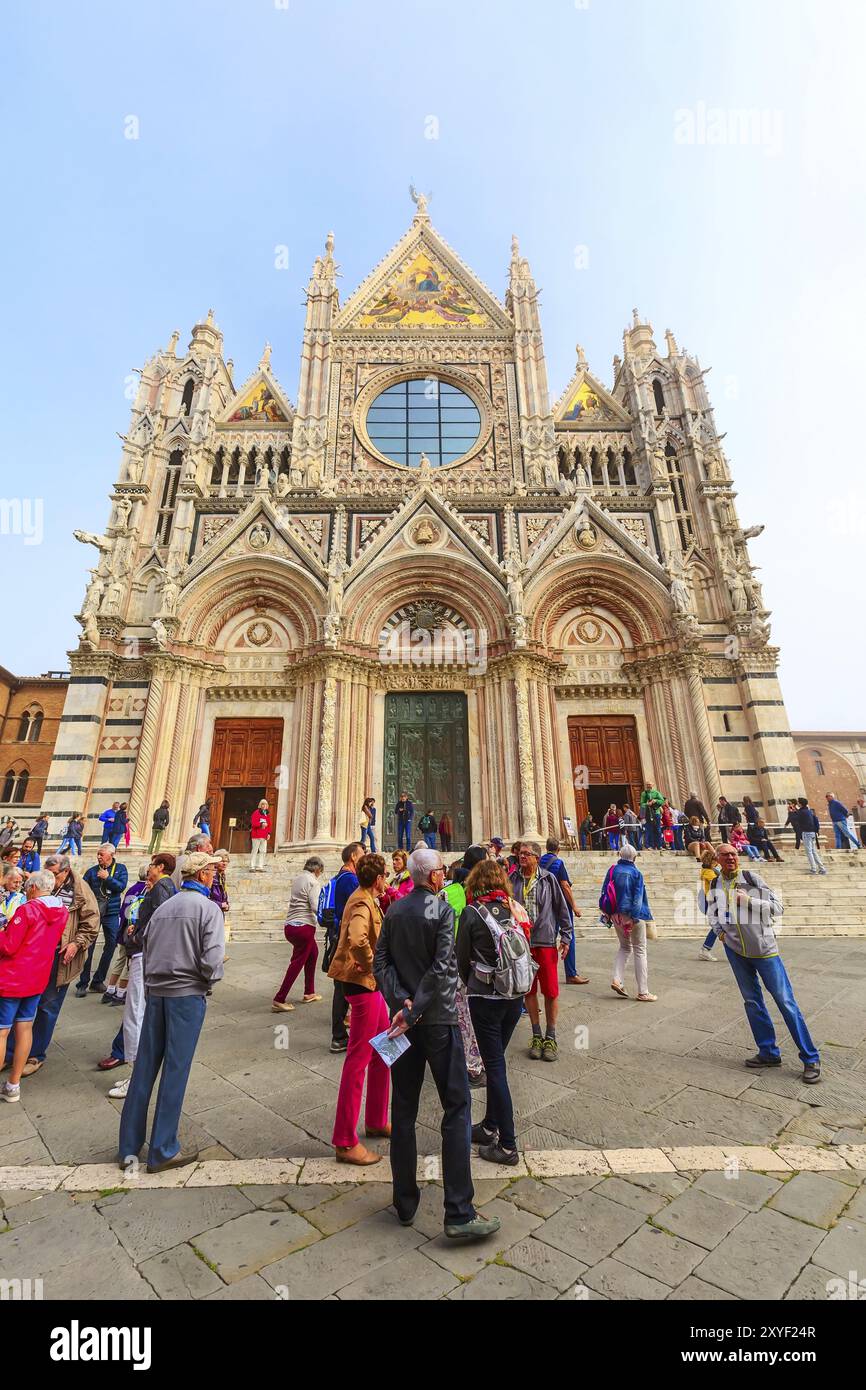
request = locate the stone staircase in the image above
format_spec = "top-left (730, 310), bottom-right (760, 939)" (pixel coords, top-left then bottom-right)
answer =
top-left (216, 846), bottom-right (866, 943)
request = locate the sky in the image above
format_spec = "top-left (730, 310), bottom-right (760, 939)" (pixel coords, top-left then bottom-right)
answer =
top-left (1, 0), bottom-right (864, 728)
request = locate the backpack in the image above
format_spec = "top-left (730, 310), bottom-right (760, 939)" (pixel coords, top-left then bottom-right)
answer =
top-left (441, 881), bottom-right (467, 934)
top-left (599, 865), bottom-right (618, 917)
top-left (317, 875), bottom-right (337, 932)
top-left (471, 902), bottom-right (538, 999)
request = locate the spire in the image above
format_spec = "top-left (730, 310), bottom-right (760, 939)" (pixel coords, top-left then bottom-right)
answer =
top-left (665, 328), bottom-right (680, 357)
top-left (259, 342), bottom-right (272, 370)
top-left (409, 183), bottom-right (431, 224)
top-left (188, 309), bottom-right (222, 357)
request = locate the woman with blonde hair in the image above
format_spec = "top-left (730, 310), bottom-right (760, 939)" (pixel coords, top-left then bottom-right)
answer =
top-left (381, 848), bottom-right (412, 910)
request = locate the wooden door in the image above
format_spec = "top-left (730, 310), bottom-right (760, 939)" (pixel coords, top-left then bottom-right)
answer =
top-left (206, 718), bottom-right (283, 849)
top-left (568, 715), bottom-right (643, 825)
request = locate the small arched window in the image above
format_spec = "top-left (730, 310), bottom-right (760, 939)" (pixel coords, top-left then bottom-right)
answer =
top-left (180, 378), bottom-right (195, 417)
top-left (29, 711), bottom-right (43, 741)
top-left (652, 379), bottom-right (666, 414)
top-left (810, 750), bottom-right (825, 777)
top-left (17, 712), bottom-right (31, 741)
top-left (2, 769), bottom-right (15, 802)
top-left (3, 768), bottom-right (29, 804)
top-left (13, 770), bottom-right (29, 803)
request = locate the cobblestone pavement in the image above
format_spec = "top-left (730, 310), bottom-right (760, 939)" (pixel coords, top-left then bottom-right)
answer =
top-left (2, 939), bottom-right (865, 1299)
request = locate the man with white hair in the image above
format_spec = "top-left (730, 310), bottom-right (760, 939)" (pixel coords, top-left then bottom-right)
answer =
top-left (119, 852), bottom-right (225, 1172)
top-left (172, 833), bottom-right (213, 889)
top-left (374, 844), bottom-right (501, 1243)
top-left (0, 869), bottom-right (69, 1100)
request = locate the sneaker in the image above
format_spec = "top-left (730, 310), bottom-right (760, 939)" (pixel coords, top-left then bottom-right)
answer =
top-left (478, 1140), bottom-right (520, 1167)
top-left (471, 1122), bottom-right (497, 1145)
top-left (89, 981), bottom-right (107, 994)
top-left (744, 1052), bottom-right (782, 1069)
top-left (542, 1037), bottom-right (558, 1062)
top-left (1, 1082), bottom-right (20, 1103)
top-left (100, 991), bottom-right (116, 1004)
top-left (108, 1076), bottom-right (130, 1099)
top-left (444, 1214), bottom-right (502, 1241)
top-left (329, 1039), bottom-right (348, 1053)
top-left (802, 1063), bottom-right (821, 1085)
top-left (109, 994), bottom-right (126, 1006)
top-left (146, 1149), bottom-right (200, 1175)
top-left (74, 984), bottom-right (88, 998)
top-left (468, 1070), bottom-right (487, 1090)
top-left (528, 1035), bottom-right (544, 1061)
top-left (699, 947), bottom-right (716, 961)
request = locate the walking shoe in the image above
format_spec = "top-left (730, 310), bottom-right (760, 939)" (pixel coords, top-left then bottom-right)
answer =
top-left (395, 1202), bottom-right (419, 1227)
top-left (802, 1063), bottom-right (821, 1084)
top-left (542, 1037), bottom-right (558, 1062)
top-left (146, 1149), bottom-right (200, 1174)
top-left (97, 1056), bottom-right (124, 1071)
top-left (468, 1070), bottom-right (487, 1089)
top-left (699, 947), bottom-right (717, 961)
top-left (109, 994), bottom-right (126, 1006)
top-left (1, 1082), bottom-right (20, 1103)
top-left (566, 974), bottom-right (590, 985)
top-left (478, 1141), bottom-right (520, 1167)
top-left (364, 1124), bottom-right (391, 1138)
top-left (101, 991), bottom-right (116, 1005)
top-left (108, 1076), bottom-right (130, 1099)
top-left (471, 1122), bottom-right (497, 1145)
top-left (335, 1144), bottom-right (382, 1166)
top-left (444, 1214), bottom-right (502, 1241)
top-left (271, 1001), bottom-right (294, 1012)
top-left (528, 1035), bottom-right (544, 1061)
top-left (74, 983), bottom-right (88, 998)
top-left (89, 981), bottom-right (107, 994)
top-left (744, 1052), bottom-right (782, 1069)
top-left (329, 1039), bottom-right (348, 1053)
top-left (21, 1058), bottom-right (43, 1076)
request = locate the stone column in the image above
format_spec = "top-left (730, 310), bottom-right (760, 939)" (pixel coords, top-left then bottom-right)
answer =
top-left (512, 665), bottom-right (541, 837)
top-left (685, 658), bottom-right (722, 809)
top-left (315, 671), bottom-right (338, 841)
top-left (126, 668), bottom-right (165, 845)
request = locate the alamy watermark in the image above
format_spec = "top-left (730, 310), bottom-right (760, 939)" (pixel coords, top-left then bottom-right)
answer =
top-left (674, 103), bottom-right (783, 157)
top-left (0, 498), bottom-right (43, 546)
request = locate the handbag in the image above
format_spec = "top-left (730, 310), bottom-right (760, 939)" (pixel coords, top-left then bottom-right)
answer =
top-left (646, 920), bottom-right (658, 941)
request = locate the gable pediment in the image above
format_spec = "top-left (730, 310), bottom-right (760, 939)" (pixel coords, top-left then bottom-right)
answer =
top-left (553, 363), bottom-right (631, 429)
top-left (334, 221), bottom-right (512, 334)
top-left (527, 497), bottom-right (667, 581)
top-left (187, 497), bottom-right (327, 585)
top-left (218, 367), bottom-right (295, 428)
top-left (345, 486), bottom-right (504, 584)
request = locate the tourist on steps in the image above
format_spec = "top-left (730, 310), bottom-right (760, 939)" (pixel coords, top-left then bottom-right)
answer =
top-left (149, 800), bottom-right (170, 855)
top-left (795, 797), bottom-right (827, 875)
top-left (359, 796), bottom-right (377, 853)
top-left (249, 799), bottom-right (271, 872)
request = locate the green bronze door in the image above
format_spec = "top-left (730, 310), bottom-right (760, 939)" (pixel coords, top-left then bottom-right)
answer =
top-left (383, 692), bottom-right (470, 850)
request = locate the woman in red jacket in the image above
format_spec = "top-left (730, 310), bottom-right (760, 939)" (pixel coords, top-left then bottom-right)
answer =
top-left (0, 870), bottom-right (68, 1101)
top-left (249, 800), bottom-right (272, 873)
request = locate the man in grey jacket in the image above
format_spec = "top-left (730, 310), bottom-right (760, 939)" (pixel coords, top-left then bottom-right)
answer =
top-left (118, 853), bottom-right (224, 1172)
top-left (701, 842), bottom-right (820, 1084)
top-left (511, 841), bottom-right (572, 1061)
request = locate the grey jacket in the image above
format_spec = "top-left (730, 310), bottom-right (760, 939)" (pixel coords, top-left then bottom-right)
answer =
top-left (700, 869), bottom-right (783, 959)
top-left (143, 885), bottom-right (225, 996)
top-left (511, 867), bottom-right (572, 948)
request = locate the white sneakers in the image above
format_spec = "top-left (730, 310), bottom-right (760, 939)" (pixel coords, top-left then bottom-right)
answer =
top-left (108, 1076), bottom-right (130, 1099)
top-left (699, 946), bottom-right (717, 962)
top-left (1, 1081), bottom-right (20, 1102)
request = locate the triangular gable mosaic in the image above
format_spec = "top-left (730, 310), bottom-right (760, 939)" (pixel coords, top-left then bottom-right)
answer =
top-left (224, 374), bottom-right (290, 425)
top-left (354, 251), bottom-right (489, 330)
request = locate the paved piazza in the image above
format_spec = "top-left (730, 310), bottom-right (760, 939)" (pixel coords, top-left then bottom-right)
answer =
top-left (3, 938), bottom-right (865, 1301)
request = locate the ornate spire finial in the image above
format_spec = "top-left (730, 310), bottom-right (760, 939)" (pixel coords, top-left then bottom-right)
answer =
top-left (167, 329), bottom-right (179, 355)
top-left (576, 343), bottom-right (587, 368)
top-left (325, 230), bottom-right (335, 257)
top-left (632, 308), bottom-right (640, 327)
top-left (665, 328), bottom-right (679, 356)
top-left (511, 234), bottom-right (520, 258)
top-left (259, 342), bottom-right (272, 369)
top-left (206, 308), bottom-right (215, 325)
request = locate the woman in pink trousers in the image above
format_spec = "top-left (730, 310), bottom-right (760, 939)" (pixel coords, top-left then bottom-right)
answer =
top-left (327, 853), bottom-right (391, 1166)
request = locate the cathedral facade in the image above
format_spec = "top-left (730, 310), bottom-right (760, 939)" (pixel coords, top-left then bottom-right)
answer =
top-left (43, 199), bottom-right (803, 853)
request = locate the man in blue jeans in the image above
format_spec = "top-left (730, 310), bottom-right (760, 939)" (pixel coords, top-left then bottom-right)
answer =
top-left (394, 792), bottom-right (414, 851)
top-left (119, 852), bottom-right (224, 1173)
top-left (825, 794), bottom-right (860, 851)
top-left (701, 842), bottom-right (820, 1084)
top-left (78, 846), bottom-right (128, 995)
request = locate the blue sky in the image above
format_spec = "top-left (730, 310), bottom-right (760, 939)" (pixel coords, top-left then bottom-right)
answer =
top-left (1, 0), bottom-right (864, 727)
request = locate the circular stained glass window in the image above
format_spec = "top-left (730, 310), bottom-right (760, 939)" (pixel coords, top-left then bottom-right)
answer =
top-left (365, 376), bottom-right (482, 468)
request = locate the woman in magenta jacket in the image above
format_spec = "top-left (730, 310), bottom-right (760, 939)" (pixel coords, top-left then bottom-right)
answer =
top-left (249, 800), bottom-right (272, 873)
top-left (0, 871), bottom-right (69, 1100)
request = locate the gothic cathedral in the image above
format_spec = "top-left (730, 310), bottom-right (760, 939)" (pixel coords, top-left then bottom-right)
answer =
top-left (45, 198), bottom-right (803, 852)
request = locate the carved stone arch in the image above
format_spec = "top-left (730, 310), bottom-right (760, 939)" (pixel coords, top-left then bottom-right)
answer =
top-left (174, 556), bottom-right (324, 651)
top-left (527, 557), bottom-right (672, 648)
top-left (344, 556), bottom-right (509, 651)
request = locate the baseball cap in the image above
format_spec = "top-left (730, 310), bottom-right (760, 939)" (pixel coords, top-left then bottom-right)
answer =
top-left (182, 853), bottom-right (222, 876)
top-left (490, 837), bottom-right (504, 848)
